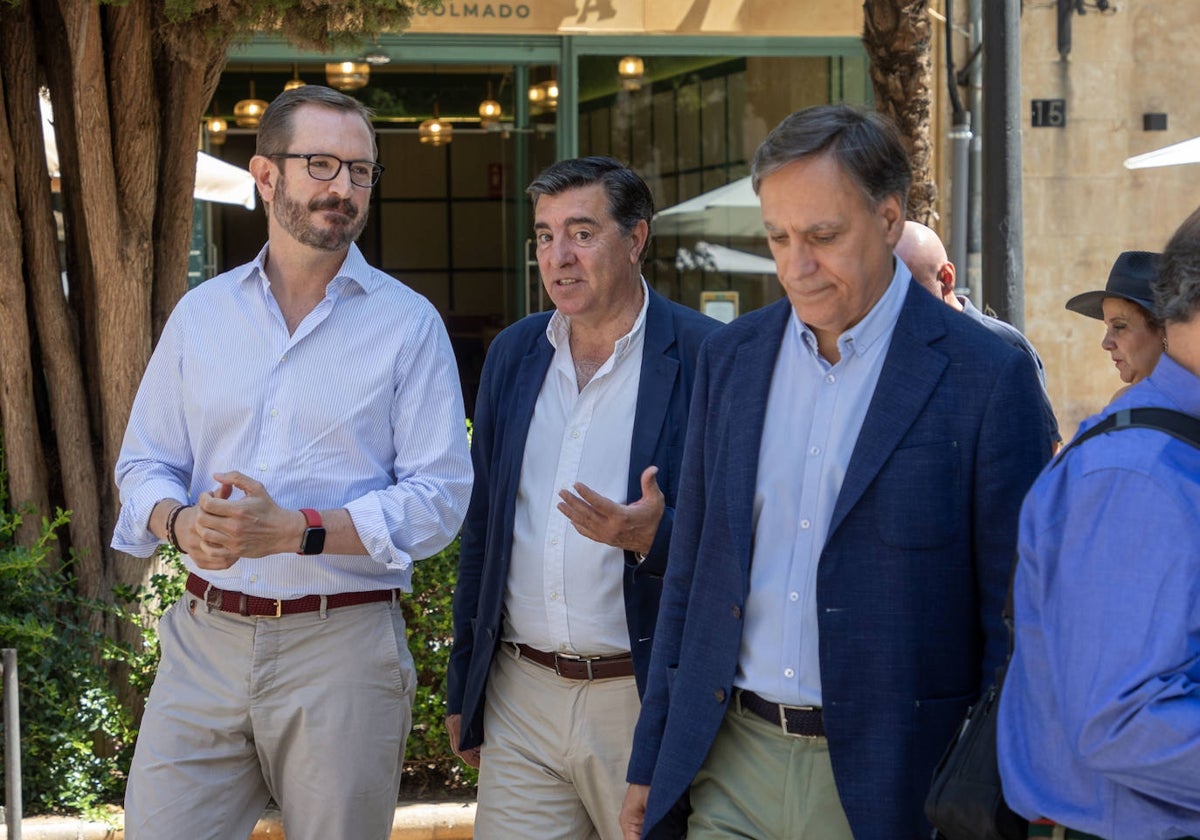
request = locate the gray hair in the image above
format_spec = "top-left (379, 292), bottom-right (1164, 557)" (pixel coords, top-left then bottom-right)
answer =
top-left (751, 104), bottom-right (912, 209)
top-left (255, 85), bottom-right (376, 158)
top-left (1156, 205), bottom-right (1200, 324)
top-left (527, 156), bottom-right (654, 262)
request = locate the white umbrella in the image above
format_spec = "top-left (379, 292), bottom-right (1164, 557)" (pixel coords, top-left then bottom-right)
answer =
top-left (655, 176), bottom-right (763, 238)
top-left (1123, 136), bottom-right (1200, 170)
top-left (41, 95), bottom-right (256, 210)
top-left (675, 240), bottom-right (776, 274)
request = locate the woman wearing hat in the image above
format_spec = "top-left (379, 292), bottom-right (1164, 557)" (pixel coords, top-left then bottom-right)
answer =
top-left (1066, 250), bottom-right (1166, 399)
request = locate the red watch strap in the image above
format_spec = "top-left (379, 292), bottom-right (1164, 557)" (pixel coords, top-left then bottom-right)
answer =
top-left (300, 508), bottom-right (322, 528)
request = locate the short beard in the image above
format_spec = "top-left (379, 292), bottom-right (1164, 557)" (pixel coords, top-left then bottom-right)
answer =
top-left (272, 172), bottom-right (370, 252)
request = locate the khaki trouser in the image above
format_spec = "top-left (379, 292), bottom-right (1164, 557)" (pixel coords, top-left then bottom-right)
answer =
top-left (474, 643), bottom-right (640, 840)
top-left (124, 595), bottom-right (415, 840)
top-left (687, 695), bottom-right (854, 840)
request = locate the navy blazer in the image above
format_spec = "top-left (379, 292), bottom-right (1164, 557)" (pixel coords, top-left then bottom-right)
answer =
top-left (627, 285), bottom-right (1053, 838)
top-left (446, 288), bottom-right (719, 751)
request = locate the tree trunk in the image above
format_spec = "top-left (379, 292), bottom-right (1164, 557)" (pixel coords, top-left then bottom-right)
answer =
top-left (862, 0), bottom-right (937, 225)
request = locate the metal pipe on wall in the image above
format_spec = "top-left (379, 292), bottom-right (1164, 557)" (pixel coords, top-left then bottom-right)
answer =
top-left (3, 648), bottom-right (22, 840)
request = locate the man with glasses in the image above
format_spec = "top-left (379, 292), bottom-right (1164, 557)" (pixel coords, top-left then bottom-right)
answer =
top-left (113, 85), bottom-right (472, 840)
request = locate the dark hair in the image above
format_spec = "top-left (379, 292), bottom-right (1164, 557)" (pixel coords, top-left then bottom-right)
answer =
top-left (1156, 205), bottom-right (1200, 324)
top-left (526, 156), bottom-right (654, 262)
top-left (255, 85), bottom-right (376, 158)
top-left (751, 104), bottom-right (912, 209)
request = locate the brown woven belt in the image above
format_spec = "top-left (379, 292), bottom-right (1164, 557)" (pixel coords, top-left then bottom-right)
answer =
top-left (512, 642), bottom-right (635, 681)
top-left (185, 573), bottom-right (394, 618)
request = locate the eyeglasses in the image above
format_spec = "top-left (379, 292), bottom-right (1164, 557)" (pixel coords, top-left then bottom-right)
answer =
top-left (269, 153), bottom-right (384, 188)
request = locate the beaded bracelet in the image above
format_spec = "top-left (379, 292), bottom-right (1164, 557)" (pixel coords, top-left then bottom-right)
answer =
top-left (165, 503), bottom-right (193, 552)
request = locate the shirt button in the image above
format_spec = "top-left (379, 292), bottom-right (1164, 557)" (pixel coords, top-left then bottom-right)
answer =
top-left (714, 689), bottom-right (726, 703)
top-left (550, 592), bottom-right (559, 601)
top-left (259, 463), bottom-right (268, 471)
top-left (784, 668), bottom-right (795, 678)
top-left (571, 429), bottom-right (580, 439)
top-left (825, 374), bottom-right (836, 384)
top-left (270, 409), bottom-right (279, 417)
top-left (249, 574), bottom-right (259, 583)
top-left (800, 519), bottom-right (811, 529)
top-left (550, 537), bottom-right (560, 546)
top-left (731, 604), bottom-right (742, 619)
top-left (810, 446), bottom-right (820, 456)
top-left (789, 591), bottom-right (799, 602)
top-left (280, 354), bottom-right (287, 362)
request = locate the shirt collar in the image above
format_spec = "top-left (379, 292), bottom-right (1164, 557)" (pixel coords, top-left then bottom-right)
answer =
top-left (1146, 353), bottom-right (1200, 417)
top-left (241, 242), bottom-right (382, 296)
top-left (546, 278), bottom-right (650, 365)
top-left (791, 257), bottom-right (911, 361)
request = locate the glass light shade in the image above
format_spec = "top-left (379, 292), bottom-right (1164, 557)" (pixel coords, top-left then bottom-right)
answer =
top-left (478, 98), bottom-right (502, 127)
top-left (618, 55), bottom-right (645, 92)
top-left (529, 80), bottom-right (558, 111)
top-left (233, 96), bottom-right (268, 128)
top-left (418, 117), bottom-right (453, 147)
top-left (206, 116), bottom-right (228, 145)
top-left (325, 61), bottom-right (370, 91)
top-left (284, 76), bottom-right (306, 91)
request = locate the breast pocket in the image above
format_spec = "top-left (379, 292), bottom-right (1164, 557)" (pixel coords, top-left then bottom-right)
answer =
top-left (873, 441), bottom-right (962, 549)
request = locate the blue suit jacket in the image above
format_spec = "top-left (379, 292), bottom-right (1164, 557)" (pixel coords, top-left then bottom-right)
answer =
top-left (446, 288), bottom-right (719, 751)
top-left (628, 286), bottom-right (1053, 838)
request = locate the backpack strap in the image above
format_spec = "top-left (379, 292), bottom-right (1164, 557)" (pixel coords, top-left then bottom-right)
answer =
top-left (1055, 407), bottom-right (1200, 465)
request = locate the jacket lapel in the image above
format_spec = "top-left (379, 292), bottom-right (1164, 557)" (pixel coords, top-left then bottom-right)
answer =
top-left (629, 291), bottom-right (678, 501)
top-left (827, 287), bottom-right (948, 539)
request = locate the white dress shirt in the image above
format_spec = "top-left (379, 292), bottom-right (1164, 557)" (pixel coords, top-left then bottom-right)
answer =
top-left (111, 243), bottom-right (472, 598)
top-left (736, 260), bottom-right (911, 706)
top-left (503, 282), bottom-right (649, 655)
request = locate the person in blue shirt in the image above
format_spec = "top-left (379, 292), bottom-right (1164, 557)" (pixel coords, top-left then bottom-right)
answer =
top-left (998, 207), bottom-right (1200, 840)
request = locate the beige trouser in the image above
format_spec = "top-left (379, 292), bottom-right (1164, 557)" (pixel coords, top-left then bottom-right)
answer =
top-left (474, 643), bottom-right (640, 840)
top-left (124, 594), bottom-right (415, 840)
top-left (687, 694), bottom-right (854, 840)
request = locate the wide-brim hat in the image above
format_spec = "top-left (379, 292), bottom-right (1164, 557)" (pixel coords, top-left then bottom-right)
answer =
top-left (1065, 250), bottom-right (1160, 321)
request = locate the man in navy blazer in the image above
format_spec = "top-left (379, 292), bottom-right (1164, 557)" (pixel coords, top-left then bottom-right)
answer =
top-left (621, 107), bottom-right (1053, 839)
top-left (446, 157), bottom-right (719, 840)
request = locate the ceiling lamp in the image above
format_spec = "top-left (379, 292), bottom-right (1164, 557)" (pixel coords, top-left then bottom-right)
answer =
top-left (618, 56), bottom-right (645, 91)
top-left (528, 80), bottom-right (558, 112)
top-left (206, 115), bottom-right (228, 146)
top-left (478, 81), bottom-right (502, 129)
top-left (284, 64), bottom-right (306, 92)
top-left (325, 61), bottom-right (370, 91)
top-left (233, 81), bottom-right (268, 129)
top-left (419, 102), bottom-right (453, 147)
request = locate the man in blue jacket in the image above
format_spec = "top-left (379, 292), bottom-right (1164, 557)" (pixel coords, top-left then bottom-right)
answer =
top-left (446, 156), bottom-right (719, 840)
top-left (620, 105), bottom-right (1053, 839)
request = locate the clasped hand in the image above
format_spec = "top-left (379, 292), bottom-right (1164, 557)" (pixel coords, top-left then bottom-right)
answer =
top-left (177, 471), bottom-right (299, 569)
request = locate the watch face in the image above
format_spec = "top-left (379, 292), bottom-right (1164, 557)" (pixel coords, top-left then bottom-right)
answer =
top-left (301, 527), bottom-right (326, 555)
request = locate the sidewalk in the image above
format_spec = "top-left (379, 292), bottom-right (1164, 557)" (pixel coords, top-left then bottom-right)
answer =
top-left (0, 799), bottom-right (476, 840)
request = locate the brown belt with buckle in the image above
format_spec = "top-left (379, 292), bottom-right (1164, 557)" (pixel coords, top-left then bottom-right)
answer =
top-left (738, 689), bottom-right (825, 738)
top-left (185, 573), bottom-right (394, 618)
top-left (512, 643), bottom-right (635, 681)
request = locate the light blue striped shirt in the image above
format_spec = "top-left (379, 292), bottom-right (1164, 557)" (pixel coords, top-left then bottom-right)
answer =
top-left (736, 259), bottom-right (911, 706)
top-left (112, 243), bottom-right (472, 598)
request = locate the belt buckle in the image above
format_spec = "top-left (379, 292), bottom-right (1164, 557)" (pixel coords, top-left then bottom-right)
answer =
top-left (554, 651), bottom-right (599, 680)
top-left (779, 703), bottom-right (818, 739)
top-left (270, 598), bottom-right (283, 618)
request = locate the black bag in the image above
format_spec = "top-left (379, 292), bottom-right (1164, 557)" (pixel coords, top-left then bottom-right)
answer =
top-left (924, 407), bottom-right (1200, 840)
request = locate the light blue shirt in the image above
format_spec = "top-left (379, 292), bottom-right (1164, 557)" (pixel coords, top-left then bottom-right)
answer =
top-left (112, 243), bottom-right (473, 598)
top-left (736, 259), bottom-right (911, 706)
top-left (998, 354), bottom-right (1200, 839)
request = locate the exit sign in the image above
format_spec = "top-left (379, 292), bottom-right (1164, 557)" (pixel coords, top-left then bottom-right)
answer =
top-left (1031, 99), bottom-right (1066, 128)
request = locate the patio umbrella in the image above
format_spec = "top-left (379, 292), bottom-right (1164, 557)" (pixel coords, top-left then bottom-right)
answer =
top-left (1123, 136), bottom-right (1200, 170)
top-left (675, 240), bottom-right (776, 274)
top-left (654, 176), bottom-right (763, 238)
top-left (41, 95), bottom-right (257, 210)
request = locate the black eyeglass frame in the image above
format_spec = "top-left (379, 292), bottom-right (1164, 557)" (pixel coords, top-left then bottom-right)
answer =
top-left (268, 153), bottom-right (385, 188)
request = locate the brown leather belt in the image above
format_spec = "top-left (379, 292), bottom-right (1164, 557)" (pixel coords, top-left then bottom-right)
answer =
top-left (738, 689), bottom-right (825, 738)
top-left (185, 573), bottom-right (394, 618)
top-left (512, 643), bottom-right (635, 681)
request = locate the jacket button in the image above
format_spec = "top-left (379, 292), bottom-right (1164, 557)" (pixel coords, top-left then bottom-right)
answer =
top-left (715, 688), bottom-right (726, 703)
top-left (731, 605), bottom-right (742, 619)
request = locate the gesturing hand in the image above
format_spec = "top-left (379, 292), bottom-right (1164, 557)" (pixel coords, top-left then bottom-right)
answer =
top-left (190, 471), bottom-right (302, 562)
top-left (557, 466), bottom-right (664, 556)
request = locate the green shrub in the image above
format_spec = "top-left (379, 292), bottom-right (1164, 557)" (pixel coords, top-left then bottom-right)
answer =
top-left (0, 508), bottom-right (135, 815)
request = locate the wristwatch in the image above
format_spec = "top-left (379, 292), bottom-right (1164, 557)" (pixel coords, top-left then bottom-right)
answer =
top-left (297, 508), bottom-right (326, 555)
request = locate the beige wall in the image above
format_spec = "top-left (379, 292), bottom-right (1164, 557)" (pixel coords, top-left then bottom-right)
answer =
top-left (406, 0), bottom-right (862, 36)
top-left (1018, 1), bottom-right (1200, 438)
